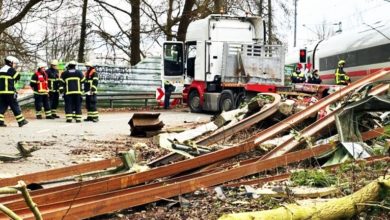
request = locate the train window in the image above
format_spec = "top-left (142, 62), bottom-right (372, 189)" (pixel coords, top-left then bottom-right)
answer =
top-left (319, 43), bottom-right (390, 71)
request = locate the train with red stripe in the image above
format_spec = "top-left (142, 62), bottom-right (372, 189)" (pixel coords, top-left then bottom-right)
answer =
top-left (285, 21), bottom-right (390, 84)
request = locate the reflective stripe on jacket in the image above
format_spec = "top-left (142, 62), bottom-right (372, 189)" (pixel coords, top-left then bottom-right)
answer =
top-left (84, 68), bottom-right (98, 93)
top-left (60, 69), bottom-right (85, 95)
top-left (46, 68), bottom-right (60, 92)
top-left (0, 65), bottom-right (19, 94)
top-left (335, 68), bottom-right (350, 85)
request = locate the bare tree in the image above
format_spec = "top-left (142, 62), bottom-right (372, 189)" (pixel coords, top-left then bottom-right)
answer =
top-left (44, 16), bottom-right (81, 62)
top-left (93, 0), bottom-right (144, 65)
top-left (314, 20), bottom-right (334, 40)
top-left (176, 0), bottom-right (196, 41)
top-left (0, 0), bottom-right (46, 34)
top-left (0, 0), bottom-right (66, 64)
top-left (142, 0), bottom-right (213, 42)
top-left (130, 0), bottom-right (141, 65)
top-left (78, 0), bottom-right (88, 62)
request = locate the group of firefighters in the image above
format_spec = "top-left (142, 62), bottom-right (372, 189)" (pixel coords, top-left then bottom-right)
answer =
top-left (0, 56), bottom-right (99, 127)
top-left (0, 55), bottom-right (352, 127)
top-left (291, 60), bottom-right (351, 85)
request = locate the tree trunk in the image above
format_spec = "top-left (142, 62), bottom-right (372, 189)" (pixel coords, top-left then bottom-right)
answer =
top-left (78, 0), bottom-right (88, 63)
top-left (165, 0), bottom-right (174, 41)
top-left (258, 0), bottom-right (263, 17)
top-left (130, 0), bottom-right (141, 66)
top-left (219, 176), bottom-right (390, 220)
top-left (214, 0), bottom-right (223, 13)
top-left (267, 0), bottom-right (272, 44)
top-left (176, 0), bottom-right (196, 42)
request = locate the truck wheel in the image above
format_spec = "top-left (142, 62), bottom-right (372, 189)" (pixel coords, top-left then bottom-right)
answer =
top-left (219, 90), bottom-right (234, 112)
top-left (235, 92), bottom-right (245, 108)
top-left (189, 90), bottom-right (202, 113)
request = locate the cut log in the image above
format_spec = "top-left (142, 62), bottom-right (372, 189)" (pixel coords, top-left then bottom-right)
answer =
top-left (219, 176), bottom-right (390, 220)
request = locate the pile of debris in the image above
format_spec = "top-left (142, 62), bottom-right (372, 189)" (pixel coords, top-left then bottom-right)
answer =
top-left (0, 70), bottom-right (389, 219)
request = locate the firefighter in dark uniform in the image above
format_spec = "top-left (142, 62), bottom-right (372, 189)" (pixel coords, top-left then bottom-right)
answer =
top-left (46, 59), bottom-right (60, 118)
top-left (59, 61), bottom-right (85, 123)
top-left (83, 62), bottom-right (99, 122)
top-left (30, 63), bottom-right (53, 119)
top-left (0, 56), bottom-right (28, 127)
top-left (335, 60), bottom-right (351, 85)
top-left (164, 80), bottom-right (175, 109)
top-left (290, 64), bottom-right (305, 83)
top-left (307, 69), bottom-right (322, 84)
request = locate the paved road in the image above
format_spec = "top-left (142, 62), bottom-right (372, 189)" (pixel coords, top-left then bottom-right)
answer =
top-left (0, 110), bottom-right (211, 177)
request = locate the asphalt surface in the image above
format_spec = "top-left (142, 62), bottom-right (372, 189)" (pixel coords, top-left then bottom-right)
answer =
top-left (0, 110), bottom-right (211, 177)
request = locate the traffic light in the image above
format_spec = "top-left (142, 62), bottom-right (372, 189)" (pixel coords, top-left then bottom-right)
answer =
top-left (299, 49), bottom-right (307, 63)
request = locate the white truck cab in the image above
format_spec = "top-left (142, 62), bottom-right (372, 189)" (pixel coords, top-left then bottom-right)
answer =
top-left (162, 14), bottom-right (284, 112)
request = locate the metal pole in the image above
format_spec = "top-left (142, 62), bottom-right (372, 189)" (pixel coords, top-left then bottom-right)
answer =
top-left (294, 0), bottom-right (297, 47)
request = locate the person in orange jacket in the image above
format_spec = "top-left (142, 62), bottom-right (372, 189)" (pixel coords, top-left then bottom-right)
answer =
top-left (30, 63), bottom-right (54, 119)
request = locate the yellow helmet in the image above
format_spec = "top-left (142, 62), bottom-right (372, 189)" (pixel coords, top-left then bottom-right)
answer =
top-left (85, 62), bottom-right (93, 67)
top-left (338, 60), bottom-right (346, 65)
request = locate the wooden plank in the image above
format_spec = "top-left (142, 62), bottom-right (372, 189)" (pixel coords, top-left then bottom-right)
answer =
top-left (0, 158), bottom-right (123, 187)
top-left (11, 144), bottom-right (333, 220)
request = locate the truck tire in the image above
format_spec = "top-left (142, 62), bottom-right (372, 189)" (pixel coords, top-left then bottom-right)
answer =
top-left (219, 90), bottom-right (234, 112)
top-left (234, 92), bottom-right (245, 108)
top-left (189, 90), bottom-right (202, 113)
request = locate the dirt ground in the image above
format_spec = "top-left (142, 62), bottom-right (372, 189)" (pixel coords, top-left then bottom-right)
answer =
top-left (0, 107), bottom-right (211, 177)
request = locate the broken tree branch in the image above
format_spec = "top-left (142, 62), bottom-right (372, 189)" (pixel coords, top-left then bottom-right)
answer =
top-left (219, 176), bottom-right (390, 220)
top-left (17, 181), bottom-right (42, 220)
top-left (0, 204), bottom-right (21, 220)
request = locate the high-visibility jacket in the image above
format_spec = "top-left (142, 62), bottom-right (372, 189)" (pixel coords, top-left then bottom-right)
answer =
top-left (84, 68), bottom-right (98, 93)
top-left (30, 71), bottom-right (49, 94)
top-left (335, 67), bottom-right (350, 85)
top-left (291, 71), bottom-right (305, 83)
top-left (60, 69), bottom-right (85, 95)
top-left (0, 65), bottom-right (19, 94)
top-left (46, 68), bottom-right (60, 92)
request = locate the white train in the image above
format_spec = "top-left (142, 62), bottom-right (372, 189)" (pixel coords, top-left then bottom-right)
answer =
top-left (286, 21), bottom-right (390, 84)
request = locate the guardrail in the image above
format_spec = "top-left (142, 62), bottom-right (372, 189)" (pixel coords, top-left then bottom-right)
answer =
top-left (17, 92), bottom-right (183, 108)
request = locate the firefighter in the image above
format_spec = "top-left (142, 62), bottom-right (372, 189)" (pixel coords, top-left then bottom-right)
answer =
top-left (307, 69), bottom-right (322, 84)
top-left (59, 61), bottom-right (85, 123)
top-left (30, 63), bottom-right (53, 119)
top-left (0, 56), bottom-right (28, 127)
top-left (290, 64), bottom-right (305, 83)
top-left (335, 60), bottom-right (351, 85)
top-left (83, 62), bottom-right (99, 122)
top-left (164, 80), bottom-right (175, 109)
top-left (46, 59), bottom-right (60, 118)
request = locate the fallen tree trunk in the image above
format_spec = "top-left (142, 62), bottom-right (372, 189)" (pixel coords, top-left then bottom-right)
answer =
top-left (219, 176), bottom-right (390, 220)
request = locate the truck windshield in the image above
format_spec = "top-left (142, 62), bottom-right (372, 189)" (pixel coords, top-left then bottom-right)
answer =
top-left (164, 43), bottom-right (183, 76)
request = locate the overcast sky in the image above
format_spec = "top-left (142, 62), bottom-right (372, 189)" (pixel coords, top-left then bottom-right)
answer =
top-left (289, 0), bottom-right (390, 50)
